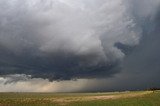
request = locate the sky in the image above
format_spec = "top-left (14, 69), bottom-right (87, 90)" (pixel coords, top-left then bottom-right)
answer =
top-left (0, 0), bottom-right (160, 92)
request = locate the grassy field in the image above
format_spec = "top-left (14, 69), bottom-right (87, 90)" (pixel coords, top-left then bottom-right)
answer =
top-left (0, 90), bottom-right (160, 106)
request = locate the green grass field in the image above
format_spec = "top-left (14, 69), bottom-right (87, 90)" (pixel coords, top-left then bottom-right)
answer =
top-left (0, 90), bottom-right (160, 106)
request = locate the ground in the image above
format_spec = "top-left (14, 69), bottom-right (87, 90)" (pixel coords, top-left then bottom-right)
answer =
top-left (0, 90), bottom-right (160, 106)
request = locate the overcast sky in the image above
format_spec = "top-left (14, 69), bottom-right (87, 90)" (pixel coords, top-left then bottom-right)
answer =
top-left (0, 0), bottom-right (160, 92)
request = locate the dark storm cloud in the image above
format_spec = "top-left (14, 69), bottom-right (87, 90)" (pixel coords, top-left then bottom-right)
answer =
top-left (0, 0), bottom-right (159, 82)
top-left (120, 8), bottom-right (160, 88)
top-left (73, 0), bottom-right (160, 92)
top-left (0, 47), bottom-right (121, 80)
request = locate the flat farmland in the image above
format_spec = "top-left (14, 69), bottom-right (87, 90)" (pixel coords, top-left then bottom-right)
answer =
top-left (0, 91), bottom-right (160, 106)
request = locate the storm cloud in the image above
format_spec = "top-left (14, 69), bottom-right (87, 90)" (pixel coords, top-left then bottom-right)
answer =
top-left (0, 0), bottom-right (160, 91)
top-left (0, 0), bottom-right (141, 80)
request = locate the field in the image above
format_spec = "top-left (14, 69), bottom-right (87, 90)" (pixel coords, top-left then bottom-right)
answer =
top-left (0, 90), bottom-right (160, 106)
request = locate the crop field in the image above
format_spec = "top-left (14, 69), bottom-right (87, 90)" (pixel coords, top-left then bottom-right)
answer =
top-left (0, 90), bottom-right (160, 106)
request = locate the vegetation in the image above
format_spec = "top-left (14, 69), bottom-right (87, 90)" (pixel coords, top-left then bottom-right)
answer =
top-left (0, 90), bottom-right (160, 106)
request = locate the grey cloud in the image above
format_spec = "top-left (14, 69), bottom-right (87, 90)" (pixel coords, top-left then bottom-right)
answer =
top-left (0, 74), bottom-right (31, 84)
top-left (0, 0), bottom-right (159, 82)
top-left (0, 74), bottom-right (91, 92)
top-left (121, 8), bottom-right (160, 86)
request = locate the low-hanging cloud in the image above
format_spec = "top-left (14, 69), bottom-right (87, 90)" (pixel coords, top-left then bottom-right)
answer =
top-left (0, 0), bottom-right (160, 81)
top-left (0, 74), bottom-right (90, 92)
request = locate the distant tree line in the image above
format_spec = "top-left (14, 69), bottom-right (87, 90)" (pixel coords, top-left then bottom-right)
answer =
top-left (148, 87), bottom-right (160, 91)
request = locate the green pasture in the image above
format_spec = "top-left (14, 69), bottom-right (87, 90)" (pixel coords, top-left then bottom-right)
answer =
top-left (0, 90), bottom-right (159, 106)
